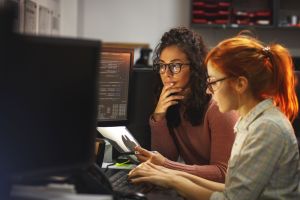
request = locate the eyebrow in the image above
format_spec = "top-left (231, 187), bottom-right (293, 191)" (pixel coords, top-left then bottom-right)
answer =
top-left (159, 59), bottom-right (184, 63)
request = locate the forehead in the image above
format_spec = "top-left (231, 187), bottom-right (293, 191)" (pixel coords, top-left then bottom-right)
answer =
top-left (160, 45), bottom-right (188, 62)
top-left (207, 60), bottom-right (225, 78)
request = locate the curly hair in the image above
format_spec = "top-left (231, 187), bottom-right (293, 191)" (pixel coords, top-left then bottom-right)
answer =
top-left (153, 26), bottom-right (211, 127)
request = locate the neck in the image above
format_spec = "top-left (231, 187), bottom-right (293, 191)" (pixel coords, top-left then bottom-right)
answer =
top-left (237, 93), bottom-right (260, 117)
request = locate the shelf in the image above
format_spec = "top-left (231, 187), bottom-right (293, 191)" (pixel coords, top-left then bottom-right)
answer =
top-left (191, 23), bottom-right (276, 29)
top-left (190, 0), bottom-right (300, 30)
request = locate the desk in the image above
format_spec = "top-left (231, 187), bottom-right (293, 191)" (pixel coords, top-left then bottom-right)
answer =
top-left (11, 184), bottom-right (113, 200)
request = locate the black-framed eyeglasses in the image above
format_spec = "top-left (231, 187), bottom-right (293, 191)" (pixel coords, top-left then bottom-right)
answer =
top-left (153, 63), bottom-right (190, 74)
top-left (207, 76), bottom-right (230, 94)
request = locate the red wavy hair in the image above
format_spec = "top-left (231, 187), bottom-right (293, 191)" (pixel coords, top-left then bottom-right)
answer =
top-left (205, 36), bottom-right (298, 121)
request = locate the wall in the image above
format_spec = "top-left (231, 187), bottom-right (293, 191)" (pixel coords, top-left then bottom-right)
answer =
top-left (24, 1), bottom-right (300, 57)
top-left (77, 0), bottom-right (300, 59)
top-left (78, 0), bottom-right (190, 55)
top-left (60, 0), bottom-right (78, 37)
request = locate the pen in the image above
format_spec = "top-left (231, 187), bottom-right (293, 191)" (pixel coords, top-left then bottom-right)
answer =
top-left (120, 151), bottom-right (157, 155)
top-left (120, 151), bottom-right (137, 155)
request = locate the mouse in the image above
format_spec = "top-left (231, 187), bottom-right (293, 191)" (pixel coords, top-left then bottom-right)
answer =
top-left (123, 192), bottom-right (147, 200)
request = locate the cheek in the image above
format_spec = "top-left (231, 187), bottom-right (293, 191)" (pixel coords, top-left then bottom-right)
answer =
top-left (177, 72), bottom-right (190, 87)
top-left (214, 89), bottom-right (236, 112)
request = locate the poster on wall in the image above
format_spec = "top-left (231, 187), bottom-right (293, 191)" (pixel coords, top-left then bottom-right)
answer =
top-left (38, 5), bottom-right (51, 35)
top-left (24, 0), bottom-right (37, 34)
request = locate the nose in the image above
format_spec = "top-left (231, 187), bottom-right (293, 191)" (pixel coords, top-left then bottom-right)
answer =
top-left (164, 66), bottom-right (173, 76)
top-left (206, 87), bottom-right (213, 95)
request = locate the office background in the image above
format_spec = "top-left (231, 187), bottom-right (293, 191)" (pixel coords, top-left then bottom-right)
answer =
top-left (9, 0), bottom-right (300, 63)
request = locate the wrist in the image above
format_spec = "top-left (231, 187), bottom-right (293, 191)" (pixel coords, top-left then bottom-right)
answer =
top-left (152, 113), bottom-right (165, 122)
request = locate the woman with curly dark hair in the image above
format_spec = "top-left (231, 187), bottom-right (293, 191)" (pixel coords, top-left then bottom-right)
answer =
top-left (134, 27), bottom-right (238, 182)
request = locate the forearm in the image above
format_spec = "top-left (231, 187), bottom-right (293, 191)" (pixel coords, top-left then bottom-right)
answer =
top-left (176, 171), bottom-right (225, 192)
top-left (150, 118), bottom-right (178, 160)
top-left (164, 159), bottom-right (226, 182)
top-left (169, 175), bottom-right (213, 200)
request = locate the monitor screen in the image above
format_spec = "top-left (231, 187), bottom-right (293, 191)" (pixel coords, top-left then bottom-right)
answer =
top-left (97, 47), bottom-right (133, 126)
top-left (0, 34), bottom-right (101, 178)
top-left (293, 57), bottom-right (300, 71)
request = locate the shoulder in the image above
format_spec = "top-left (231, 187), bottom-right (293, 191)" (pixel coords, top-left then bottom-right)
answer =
top-left (248, 107), bottom-right (295, 144)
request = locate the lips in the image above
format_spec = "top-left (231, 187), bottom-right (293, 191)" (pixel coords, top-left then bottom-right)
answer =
top-left (165, 81), bottom-right (175, 86)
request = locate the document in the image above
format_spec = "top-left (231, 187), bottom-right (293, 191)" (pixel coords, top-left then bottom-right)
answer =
top-left (97, 126), bottom-right (140, 163)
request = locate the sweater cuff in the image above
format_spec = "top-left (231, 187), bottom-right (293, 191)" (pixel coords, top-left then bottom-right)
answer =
top-left (163, 159), bottom-right (190, 171)
top-left (149, 114), bottom-right (167, 126)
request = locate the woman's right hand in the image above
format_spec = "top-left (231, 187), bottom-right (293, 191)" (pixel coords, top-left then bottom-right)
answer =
top-left (135, 146), bottom-right (166, 166)
top-left (153, 83), bottom-right (184, 121)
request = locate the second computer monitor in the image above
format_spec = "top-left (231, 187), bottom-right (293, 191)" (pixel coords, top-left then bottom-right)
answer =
top-left (97, 47), bottom-right (134, 126)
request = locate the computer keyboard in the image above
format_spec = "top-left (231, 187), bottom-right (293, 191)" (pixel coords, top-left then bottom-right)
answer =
top-left (109, 170), bottom-right (153, 194)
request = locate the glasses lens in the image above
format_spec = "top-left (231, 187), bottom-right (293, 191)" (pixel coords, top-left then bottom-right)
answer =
top-left (159, 64), bottom-right (166, 74)
top-left (153, 64), bottom-right (164, 73)
top-left (170, 63), bottom-right (181, 74)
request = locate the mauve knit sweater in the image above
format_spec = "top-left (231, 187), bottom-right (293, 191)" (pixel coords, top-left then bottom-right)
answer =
top-left (150, 100), bottom-right (238, 183)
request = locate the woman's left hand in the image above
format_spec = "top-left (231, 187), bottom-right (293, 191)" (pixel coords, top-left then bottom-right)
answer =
top-left (128, 161), bottom-right (174, 188)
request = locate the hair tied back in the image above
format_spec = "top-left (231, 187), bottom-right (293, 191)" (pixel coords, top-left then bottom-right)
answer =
top-left (262, 46), bottom-right (271, 57)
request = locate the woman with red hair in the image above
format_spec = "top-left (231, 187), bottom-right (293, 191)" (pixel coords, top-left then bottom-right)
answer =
top-left (129, 34), bottom-right (300, 199)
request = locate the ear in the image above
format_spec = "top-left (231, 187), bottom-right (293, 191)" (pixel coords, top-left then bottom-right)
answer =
top-left (234, 76), bottom-right (248, 94)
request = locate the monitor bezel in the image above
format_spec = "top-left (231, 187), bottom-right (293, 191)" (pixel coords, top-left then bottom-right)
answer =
top-left (97, 47), bottom-right (134, 127)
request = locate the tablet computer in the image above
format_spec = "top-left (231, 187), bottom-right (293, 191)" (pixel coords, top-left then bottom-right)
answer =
top-left (97, 126), bottom-right (139, 163)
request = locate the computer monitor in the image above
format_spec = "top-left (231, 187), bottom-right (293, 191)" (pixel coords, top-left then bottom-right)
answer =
top-left (97, 47), bottom-right (134, 126)
top-left (0, 34), bottom-right (101, 180)
top-left (126, 67), bottom-right (156, 150)
top-left (293, 57), bottom-right (300, 71)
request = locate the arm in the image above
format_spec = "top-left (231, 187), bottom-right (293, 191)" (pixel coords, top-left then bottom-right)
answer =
top-left (163, 102), bottom-right (238, 182)
top-left (171, 169), bottom-right (225, 192)
top-left (129, 162), bottom-right (218, 200)
top-left (150, 83), bottom-right (184, 161)
top-left (150, 116), bottom-right (179, 161)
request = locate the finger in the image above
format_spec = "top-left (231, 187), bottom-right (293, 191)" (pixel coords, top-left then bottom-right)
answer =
top-left (135, 146), bottom-right (153, 157)
top-left (130, 176), bottom-right (153, 184)
top-left (129, 168), bottom-right (154, 179)
top-left (161, 83), bottom-right (174, 93)
top-left (162, 87), bottom-right (183, 98)
top-left (136, 154), bottom-right (149, 162)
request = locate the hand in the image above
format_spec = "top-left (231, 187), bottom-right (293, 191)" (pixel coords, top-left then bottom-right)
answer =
top-left (128, 161), bottom-right (173, 188)
top-left (153, 83), bottom-right (184, 121)
top-left (135, 146), bottom-right (166, 165)
top-left (121, 135), bottom-right (138, 152)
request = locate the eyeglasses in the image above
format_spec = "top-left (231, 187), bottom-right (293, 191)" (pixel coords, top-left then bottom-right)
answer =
top-left (153, 62), bottom-right (190, 74)
top-left (207, 76), bottom-right (230, 94)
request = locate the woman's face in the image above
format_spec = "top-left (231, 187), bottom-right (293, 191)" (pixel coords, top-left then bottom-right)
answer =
top-left (159, 45), bottom-right (191, 90)
top-left (207, 60), bottom-right (237, 113)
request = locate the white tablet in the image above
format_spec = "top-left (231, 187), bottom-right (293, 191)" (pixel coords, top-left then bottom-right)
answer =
top-left (96, 126), bottom-right (140, 163)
